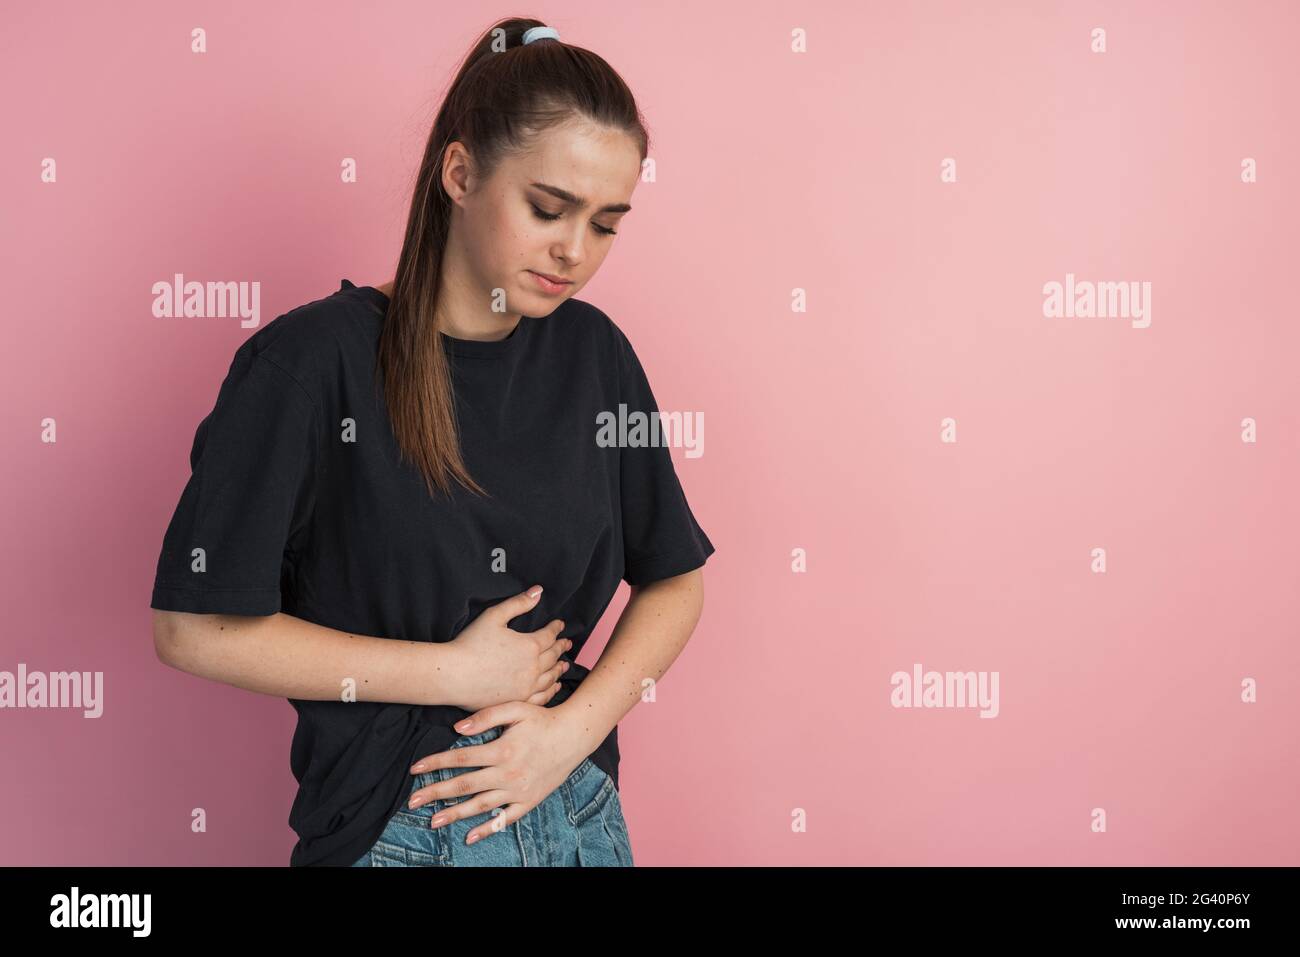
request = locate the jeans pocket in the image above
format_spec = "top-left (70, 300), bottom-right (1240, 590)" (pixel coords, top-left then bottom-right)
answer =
top-left (603, 787), bottom-right (634, 860)
top-left (561, 758), bottom-right (615, 826)
top-left (378, 801), bottom-right (454, 865)
top-left (565, 763), bottom-right (633, 867)
top-left (351, 823), bottom-right (450, 867)
top-left (368, 836), bottom-right (449, 867)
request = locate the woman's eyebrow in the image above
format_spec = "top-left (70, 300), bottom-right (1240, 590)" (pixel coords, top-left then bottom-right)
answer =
top-left (530, 181), bottom-right (631, 214)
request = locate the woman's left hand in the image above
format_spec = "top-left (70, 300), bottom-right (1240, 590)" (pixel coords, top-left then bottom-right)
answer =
top-left (406, 700), bottom-right (592, 845)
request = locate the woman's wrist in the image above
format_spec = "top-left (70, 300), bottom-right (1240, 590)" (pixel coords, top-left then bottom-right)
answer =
top-left (552, 697), bottom-right (615, 757)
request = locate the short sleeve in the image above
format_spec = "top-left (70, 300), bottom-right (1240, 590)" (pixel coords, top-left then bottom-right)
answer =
top-left (614, 327), bottom-right (716, 587)
top-left (150, 347), bottom-right (319, 616)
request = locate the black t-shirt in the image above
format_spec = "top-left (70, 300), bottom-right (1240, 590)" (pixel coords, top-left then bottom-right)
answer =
top-left (150, 279), bottom-right (715, 866)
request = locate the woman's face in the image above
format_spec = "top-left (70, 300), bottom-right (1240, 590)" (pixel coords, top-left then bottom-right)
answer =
top-left (444, 117), bottom-right (642, 315)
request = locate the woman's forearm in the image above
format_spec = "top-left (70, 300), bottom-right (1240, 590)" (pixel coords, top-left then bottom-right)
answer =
top-left (152, 610), bottom-right (464, 706)
top-left (557, 569), bottom-right (706, 751)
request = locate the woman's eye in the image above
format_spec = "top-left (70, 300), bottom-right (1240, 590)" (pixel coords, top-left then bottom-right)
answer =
top-left (530, 204), bottom-right (618, 236)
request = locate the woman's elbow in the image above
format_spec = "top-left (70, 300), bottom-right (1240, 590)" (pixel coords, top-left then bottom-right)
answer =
top-left (152, 610), bottom-right (193, 669)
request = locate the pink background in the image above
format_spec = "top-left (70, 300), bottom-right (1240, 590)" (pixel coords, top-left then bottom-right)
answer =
top-left (3, 0), bottom-right (1297, 865)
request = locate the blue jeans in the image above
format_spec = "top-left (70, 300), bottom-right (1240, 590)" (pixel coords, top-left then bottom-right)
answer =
top-left (351, 725), bottom-right (634, 866)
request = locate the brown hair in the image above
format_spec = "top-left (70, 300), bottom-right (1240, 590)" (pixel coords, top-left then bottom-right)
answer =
top-left (376, 17), bottom-right (650, 500)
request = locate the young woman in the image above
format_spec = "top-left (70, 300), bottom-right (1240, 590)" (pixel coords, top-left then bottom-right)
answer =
top-left (148, 18), bottom-right (714, 867)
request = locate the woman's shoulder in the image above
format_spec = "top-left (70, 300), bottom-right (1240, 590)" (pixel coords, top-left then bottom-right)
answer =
top-left (232, 280), bottom-right (380, 401)
top-left (546, 296), bottom-right (633, 359)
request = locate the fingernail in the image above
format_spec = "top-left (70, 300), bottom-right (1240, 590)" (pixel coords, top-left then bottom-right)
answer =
top-left (466, 833), bottom-right (480, 845)
top-left (527, 586), bottom-right (543, 598)
top-left (456, 719), bottom-right (472, 730)
top-left (410, 762), bottom-right (426, 773)
top-left (409, 797), bottom-right (424, 810)
top-left (430, 815), bottom-right (448, 828)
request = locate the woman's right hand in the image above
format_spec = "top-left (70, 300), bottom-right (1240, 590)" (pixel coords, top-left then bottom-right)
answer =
top-left (445, 585), bottom-right (572, 712)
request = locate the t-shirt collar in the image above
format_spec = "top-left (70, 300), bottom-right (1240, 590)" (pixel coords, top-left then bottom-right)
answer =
top-left (341, 279), bottom-right (528, 359)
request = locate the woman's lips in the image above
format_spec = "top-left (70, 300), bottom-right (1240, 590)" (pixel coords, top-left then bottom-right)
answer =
top-left (528, 271), bottom-right (572, 295)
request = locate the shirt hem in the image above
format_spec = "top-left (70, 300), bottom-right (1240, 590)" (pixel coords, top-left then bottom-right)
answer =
top-left (150, 584), bottom-right (282, 616)
top-left (623, 542), bottom-right (716, 587)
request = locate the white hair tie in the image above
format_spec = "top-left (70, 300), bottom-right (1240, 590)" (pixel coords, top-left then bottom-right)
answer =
top-left (522, 26), bottom-right (560, 45)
